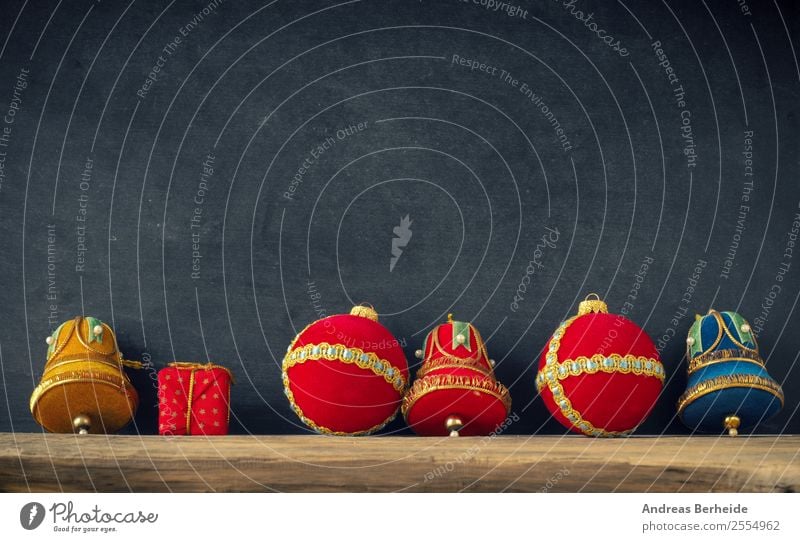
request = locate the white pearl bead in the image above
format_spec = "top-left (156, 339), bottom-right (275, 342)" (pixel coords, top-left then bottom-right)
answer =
top-left (414, 349), bottom-right (423, 359)
top-left (93, 325), bottom-right (103, 335)
top-left (489, 359), bottom-right (496, 367)
top-left (686, 337), bottom-right (695, 346)
top-left (740, 324), bottom-right (751, 333)
top-left (45, 336), bottom-right (53, 345)
top-left (455, 334), bottom-right (466, 344)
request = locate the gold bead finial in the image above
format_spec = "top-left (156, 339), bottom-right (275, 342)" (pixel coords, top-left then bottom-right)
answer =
top-left (447, 313), bottom-right (454, 323)
top-left (73, 414), bottom-right (92, 435)
top-left (578, 293), bottom-right (608, 316)
top-left (350, 304), bottom-right (378, 321)
top-left (445, 415), bottom-right (463, 437)
top-left (724, 415), bottom-right (741, 437)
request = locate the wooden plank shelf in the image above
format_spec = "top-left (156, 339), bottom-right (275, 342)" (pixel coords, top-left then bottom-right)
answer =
top-left (1, 433), bottom-right (797, 492)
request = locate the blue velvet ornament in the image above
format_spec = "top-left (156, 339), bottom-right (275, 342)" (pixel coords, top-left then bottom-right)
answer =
top-left (678, 310), bottom-right (783, 436)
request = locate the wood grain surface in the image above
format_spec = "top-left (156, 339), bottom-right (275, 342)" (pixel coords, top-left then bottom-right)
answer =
top-left (0, 433), bottom-right (797, 492)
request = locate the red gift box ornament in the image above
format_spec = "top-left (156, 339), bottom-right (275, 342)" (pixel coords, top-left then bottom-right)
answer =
top-left (282, 304), bottom-right (409, 435)
top-left (403, 315), bottom-right (511, 436)
top-left (536, 294), bottom-right (665, 436)
top-left (158, 362), bottom-right (233, 436)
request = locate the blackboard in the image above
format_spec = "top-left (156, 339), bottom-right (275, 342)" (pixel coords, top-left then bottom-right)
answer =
top-left (0, 0), bottom-right (797, 436)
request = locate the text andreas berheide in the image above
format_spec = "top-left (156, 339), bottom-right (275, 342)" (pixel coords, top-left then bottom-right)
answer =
top-left (642, 503), bottom-right (747, 514)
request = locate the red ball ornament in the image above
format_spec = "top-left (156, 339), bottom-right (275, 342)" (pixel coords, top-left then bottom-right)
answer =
top-left (282, 305), bottom-right (408, 435)
top-left (403, 315), bottom-right (511, 436)
top-left (535, 294), bottom-right (664, 436)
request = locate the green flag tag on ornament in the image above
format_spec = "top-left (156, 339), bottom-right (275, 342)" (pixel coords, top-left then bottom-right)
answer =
top-left (451, 320), bottom-right (473, 351)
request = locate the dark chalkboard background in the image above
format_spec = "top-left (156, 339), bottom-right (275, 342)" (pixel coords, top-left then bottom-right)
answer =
top-left (0, 0), bottom-right (798, 436)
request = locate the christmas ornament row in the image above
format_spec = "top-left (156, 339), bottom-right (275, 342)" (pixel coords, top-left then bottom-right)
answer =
top-left (30, 317), bottom-right (233, 436)
top-left (29, 295), bottom-right (784, 438)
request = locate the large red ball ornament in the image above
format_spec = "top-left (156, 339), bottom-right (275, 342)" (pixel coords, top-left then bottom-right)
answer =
top-left (535, 294), bottom-right (664, 436)
top-left (282, 305), bottom-right (408, 435)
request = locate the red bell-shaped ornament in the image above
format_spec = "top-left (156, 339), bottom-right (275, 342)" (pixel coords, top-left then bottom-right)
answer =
top-left (403, 315), bottom-right (511, 436)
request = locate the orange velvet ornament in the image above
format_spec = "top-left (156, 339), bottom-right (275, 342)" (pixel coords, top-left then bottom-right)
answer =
top-left (282, 305), bottom-right (408, 435)
top-left (30, 316), bottom-right (140, 434)
top-left (535, 294), bottom-right (664, 436)
top-left (403, 315), bottom-right (511, 436)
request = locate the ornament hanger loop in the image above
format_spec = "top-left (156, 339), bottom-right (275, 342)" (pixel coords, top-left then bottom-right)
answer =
top-left (578, 293), bottom-right (608, 316)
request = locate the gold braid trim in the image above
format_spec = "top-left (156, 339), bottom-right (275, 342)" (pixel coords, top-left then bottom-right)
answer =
top-left (43, 356), bottom-right (144, 379)
top-left (535, 353), bottom-right (663, 390)
top-left (535, 315), bottom-right (663, 437)
top-left (283, 342), bottom-right (407, 393)
top-left (415, 354), bottom-right (493, 379)
top-left (185, 369), bottom-right (197, 435)
top-left (687, 348), bottom-right (765, 374)
top-left (401, 373), bottom-right (511, 418)
top-left (281, 339), bottom-right (406, 436)
top-left (43, 353), bottom-right (127, 373)
top-left (677, 374), bottom-right (785, 414)
top-left (281, 371), bottom-right (400, 436)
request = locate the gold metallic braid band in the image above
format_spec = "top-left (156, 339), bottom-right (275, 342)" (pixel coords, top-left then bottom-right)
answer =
top-left (29, 371), bottom-right (138, 413)
top-left (281, 340), bottom-right (406, 436)
top-left (401, 373), bottom-right (511, 417)
top-left (281, 371), bottom-right (400, 436)
top-left (535, 353), bottom-right (663, 391)
top-left (677, 373), bottom-right (785, 414)
top-left (535, 316), bottom-right (664, 437)
top-left (44, 353), bottom-right (125, 373)
top-left (687, 348), bottom-right (765, 374)
top-left (44, 354), bottom-right (144, 374)
top-left (415, 354), bottom-right (493, 379)
top-left (283, 342), bottom-right (407, 393)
